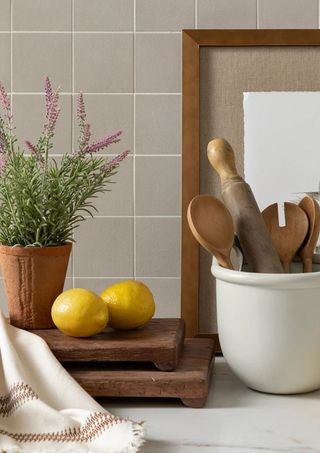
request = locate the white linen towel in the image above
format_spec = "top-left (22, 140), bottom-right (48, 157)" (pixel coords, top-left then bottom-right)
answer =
top-left (0, 312), bottom-right (144, 453)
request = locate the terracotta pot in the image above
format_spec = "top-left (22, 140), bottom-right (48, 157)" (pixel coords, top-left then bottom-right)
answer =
top-left (0, 243), bottom-right (72, 329)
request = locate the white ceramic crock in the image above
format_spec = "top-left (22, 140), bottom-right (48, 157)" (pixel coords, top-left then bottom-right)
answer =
top-left (211, 258), bottom-right (320, 394)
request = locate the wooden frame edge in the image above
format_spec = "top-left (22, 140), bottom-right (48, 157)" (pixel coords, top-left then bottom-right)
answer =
top-left (181, 31), bottom-right (200, 337)
top-left (181, 29), bottom-right (320, 338)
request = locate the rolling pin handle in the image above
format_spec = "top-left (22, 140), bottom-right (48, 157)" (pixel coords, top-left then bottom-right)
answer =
top-left (207, 137), bottom-right (283, 273)
top-left (207, 138), bottom-right (241, 184)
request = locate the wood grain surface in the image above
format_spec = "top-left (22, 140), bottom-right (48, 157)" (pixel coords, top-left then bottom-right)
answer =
top-left (64, 338), bottom-right (215, 408)
top-left (32, 318), bottom-right (185, 371)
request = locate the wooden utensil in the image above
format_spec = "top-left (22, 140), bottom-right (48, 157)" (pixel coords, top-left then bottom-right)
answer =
top-left (187, 194), bottom-right (234, 269)
top-left (207, 138), bottom-right (283, 273)
top-left (262, 202), bottom-right (309, 272)
top-left (298, 196), bottom-right (320, 272)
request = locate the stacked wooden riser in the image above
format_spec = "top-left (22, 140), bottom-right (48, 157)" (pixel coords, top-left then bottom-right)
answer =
top-left (32, 319), bottom-right (215, 408)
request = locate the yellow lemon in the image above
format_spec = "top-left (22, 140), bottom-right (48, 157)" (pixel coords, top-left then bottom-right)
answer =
top-left (51, 288), bottom-right (108, 337)
top-left (100, 280), bottom-right (155, 330)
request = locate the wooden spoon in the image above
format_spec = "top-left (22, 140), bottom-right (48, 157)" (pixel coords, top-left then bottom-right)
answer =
top-left (298, 196), bottom-right (320, 272)
top-left (262, 202), bottom-right (309, 272)
top-left (187, 194), bottom-right (235, 270)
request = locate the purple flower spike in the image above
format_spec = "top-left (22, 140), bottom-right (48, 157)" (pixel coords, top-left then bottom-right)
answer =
top-left (85, 130), bottom-right (122, 154)
top-left (0, 81), bottom-right (12, 122)
top-left (44, 76), bottom-right (53, 118)
top-left (25, 140), bottom-right (45, 165)
top-left (48, 107), bottom-right (60, 133)
top-left (77, 92), bottom-right (86, 124)
top-left (82, 123), bottom-right (91, 149)
top-left (100, 149), bottom-right (130, 175)
top-left (25, 140), bottom-right (38, 154)
top-left (74, 130), bottom-right (122, 157)
top-left (44, 89), bottom-right (60, 135)
top-left (43, 76), bottom-right (61, 133)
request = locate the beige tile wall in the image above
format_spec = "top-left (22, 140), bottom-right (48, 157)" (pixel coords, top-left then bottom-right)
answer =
top-left (0, 0), bottom-right (318, 320)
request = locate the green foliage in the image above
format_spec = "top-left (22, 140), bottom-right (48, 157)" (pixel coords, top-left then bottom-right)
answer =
top-left (0, 151), bottom-right (119, 246)
top-left (0, 79), bottom-right (128, 247)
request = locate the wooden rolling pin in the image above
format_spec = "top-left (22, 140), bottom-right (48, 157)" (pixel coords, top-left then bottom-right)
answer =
top-left (207, 138), bottom-right (283, 273)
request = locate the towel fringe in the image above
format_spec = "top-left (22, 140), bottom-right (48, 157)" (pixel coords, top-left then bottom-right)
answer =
top-left (0, 421), bottom-right (145, 453)
top-left (120, 421), bottom-right (145, 453)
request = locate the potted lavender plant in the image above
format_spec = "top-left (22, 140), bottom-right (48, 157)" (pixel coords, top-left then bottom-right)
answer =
top-left (0, 77), bottom-right (128, 329)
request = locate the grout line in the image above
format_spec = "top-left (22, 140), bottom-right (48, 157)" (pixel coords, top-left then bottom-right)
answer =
top-left (1, 30), bottom-right (181, 34)
top-left (134, 154), bottom-right (181, 157)
top-left (1, 275), bottom-right (180, 280)
top-left (10, 92), bottom-right (133, 95)
top-left (134, 92), bottom-right (181, 96)
top-left (256, 0), bottom-right (259, 29)
top-left (26, 153), bottom-right (181, 157)
top-left (71, 0), bottom-right (75, 289)
top-left (72, 2), bottom-right (75, 95)
top-left (71, 276), bottom-right (181, 280)
top-left (128, 31), bottom-right (181, 34)
top-left (9, 0), bottom-right (12, 107)
top-left (82, 215), bottom-right (181, 219)
top-left (133, 0), bottom-right (137, 280)
top-left (2, 31), bottom-right (133, 34)
top-left (9, 92), bottom-right (181, 96)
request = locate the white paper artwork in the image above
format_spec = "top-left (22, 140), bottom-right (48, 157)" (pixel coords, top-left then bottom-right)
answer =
top-left (243, 92), bottom-right (320, 214)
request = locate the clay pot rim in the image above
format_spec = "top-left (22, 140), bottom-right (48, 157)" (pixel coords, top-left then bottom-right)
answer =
top-left (0, 242), bottom-right (72, 257)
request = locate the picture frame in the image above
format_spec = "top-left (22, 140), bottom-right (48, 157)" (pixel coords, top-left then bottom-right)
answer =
top-left (181, 29), bottom-right (320, 338)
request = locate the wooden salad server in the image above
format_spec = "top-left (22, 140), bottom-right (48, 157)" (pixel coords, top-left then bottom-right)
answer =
top-left (298, 196), bottom-right (320, 272)
top-left (187, 194), bottom-right (235, 270)
top-left (207, 138), bottom-right (283, 273)
top-left (262, 202), bottom-right (309, 273)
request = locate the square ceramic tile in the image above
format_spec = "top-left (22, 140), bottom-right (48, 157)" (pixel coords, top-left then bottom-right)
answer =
top-left (73, 94), bottom-right (133, 155)
top-left (12, 34), bottom-right (72, 92)
top-left (0, 0), bottom-right (10, 31)
top-left (136, 0), bottom-right (194, 31)
top-left (135, 95), bottom-right (181, 155)
top-left (0, 34), bottom-right (10, 89)
top-left (197, 0), bottom-right (257, 28)
top-left (135, 156), bottom-right (181, 216)
top-left (74, 217), bottom-right (134, 277)
top-left (13, 0), bottom-right (72, 31)
top-left (135, 218), bottom-right (181, 277)
top-left (135, 34), bottom-right (181, 93)
top-left (75, 0), bottom-right (133, 31)
top-left (74, 278), bottom-right (122, 294)
top-left (142, 278), bottom-right (181, 317)
top-left (13, 95), bottom-right (72, 154)
top-left (94, 156), bottom-right (133, 216)
top-left (74, 34), bottom-right (133, 93)
top-left (0, 279), bottom-right (8, 316)
top-left (259, 0), bottom-right (318, 28)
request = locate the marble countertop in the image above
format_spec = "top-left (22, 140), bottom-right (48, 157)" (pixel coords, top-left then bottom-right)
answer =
top-left (101, 357), bottom-right (320, 452)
